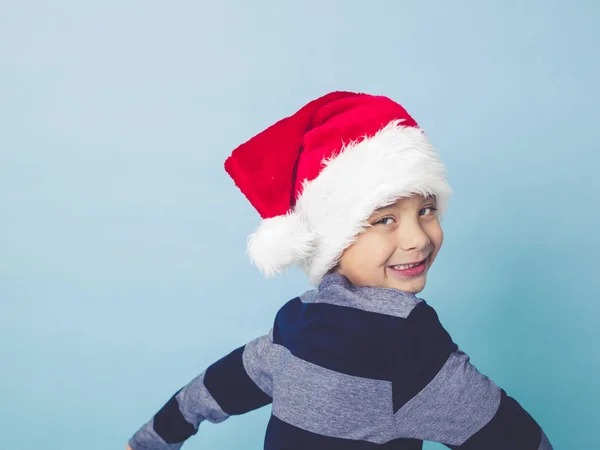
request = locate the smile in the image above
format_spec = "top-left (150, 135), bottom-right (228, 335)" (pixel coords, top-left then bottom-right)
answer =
top-left (388, 258), bottom-right (427, 277)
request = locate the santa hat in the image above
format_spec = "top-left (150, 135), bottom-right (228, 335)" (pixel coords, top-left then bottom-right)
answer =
top-left (224, 91), bottom-right (452, 286)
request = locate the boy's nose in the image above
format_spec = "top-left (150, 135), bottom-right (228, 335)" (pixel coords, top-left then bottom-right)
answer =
top-left (395, 222), bottom-right (431, 252)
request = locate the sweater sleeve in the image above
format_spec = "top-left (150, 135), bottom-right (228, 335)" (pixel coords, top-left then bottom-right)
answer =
top-left (128, 330), bottom-right (275, 450)
top-left (392, 300), bottom-right (554, 450)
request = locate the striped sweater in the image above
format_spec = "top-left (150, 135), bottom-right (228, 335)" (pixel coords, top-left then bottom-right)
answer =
top-left (129, 272), bottom-right (553, 450)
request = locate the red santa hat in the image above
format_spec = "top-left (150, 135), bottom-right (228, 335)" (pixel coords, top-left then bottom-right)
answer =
top-left (224, 91), bottom-right (452, 286)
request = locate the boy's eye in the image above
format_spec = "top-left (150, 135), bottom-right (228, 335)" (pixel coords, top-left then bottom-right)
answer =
top-left (374, 206), bottom-right (438, 225)
top-left (420, 206), bottom-right (438, 216)
top-left (374, 217), bottom-right (395, 225)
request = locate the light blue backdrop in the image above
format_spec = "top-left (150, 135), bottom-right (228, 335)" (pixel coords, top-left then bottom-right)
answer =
top-left (1, 1), bottom-right (598, 449)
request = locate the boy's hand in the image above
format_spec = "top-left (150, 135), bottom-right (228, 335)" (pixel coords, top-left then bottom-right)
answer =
top-left (126, 445), bottom-right (132, 450)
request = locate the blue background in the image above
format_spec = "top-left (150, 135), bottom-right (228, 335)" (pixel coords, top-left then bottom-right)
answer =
top-left (1, 1), bottom-right (598, 449)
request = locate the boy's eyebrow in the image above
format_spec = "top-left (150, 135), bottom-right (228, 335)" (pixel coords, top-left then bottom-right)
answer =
top-left (373, 204), bottom-right (392, 214)
top-left (374, 195), bottom-right (437, 213)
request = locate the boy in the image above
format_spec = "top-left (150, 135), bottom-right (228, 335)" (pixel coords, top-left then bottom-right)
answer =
top-left (127, 92), bottom-right (554, 449)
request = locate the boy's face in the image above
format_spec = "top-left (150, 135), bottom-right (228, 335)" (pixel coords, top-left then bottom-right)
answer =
top-left (335, 194), bottom-right (443, 294)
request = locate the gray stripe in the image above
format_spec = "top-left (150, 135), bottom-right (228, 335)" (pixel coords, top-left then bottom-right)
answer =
top-left (128, 419), bottom-right (184, 450)
top-left (272, 351), bottom-right (396, 444)
top-left (176, 371), bottom-right (229, 425)
top-left (539, 430), bottom-right (554, 450)
top-left (311, 282), bottom-right (420, 318)
top-left (299, 289), bottom-right (317, 303)
top-left (242, 329), bottom-right (284, 397)
top-left (394, 350), bottom-right (501, 445)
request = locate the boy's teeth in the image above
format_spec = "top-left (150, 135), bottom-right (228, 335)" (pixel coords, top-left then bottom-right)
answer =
top-left (393, 261), bottom-right (421, 270)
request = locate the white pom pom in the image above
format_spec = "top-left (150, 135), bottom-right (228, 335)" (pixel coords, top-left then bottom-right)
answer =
top-left (246, 212), bottom-right (315, 277)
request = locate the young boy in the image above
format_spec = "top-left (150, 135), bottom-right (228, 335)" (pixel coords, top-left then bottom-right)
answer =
top-left (127, 92), bottom-right (554, 449)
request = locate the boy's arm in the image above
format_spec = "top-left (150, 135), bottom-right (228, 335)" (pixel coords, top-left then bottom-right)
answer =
top-left (128, 330), bottom-right (275, 450)
top-left (392, 300), bottom-right (553, 450)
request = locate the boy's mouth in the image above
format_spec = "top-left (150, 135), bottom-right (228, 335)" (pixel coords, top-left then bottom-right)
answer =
top-left (389, 257), bottom-right (427, 270)
top-left (388, 257), bottom-right (428, 277)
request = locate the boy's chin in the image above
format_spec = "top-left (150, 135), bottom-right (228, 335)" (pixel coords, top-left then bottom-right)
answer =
top-left (340, 270), bottom-right (427, 294)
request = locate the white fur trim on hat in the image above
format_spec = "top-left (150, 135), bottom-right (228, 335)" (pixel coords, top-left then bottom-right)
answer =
top-left (246, 212), bottom-right (316, 277)
top-left (247, 120), bottom-right (453, 286)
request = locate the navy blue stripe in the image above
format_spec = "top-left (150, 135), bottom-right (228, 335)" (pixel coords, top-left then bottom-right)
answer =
top-left (153, 389), bottom-right (197, 443)
top-left (273, 297), bottom-right (400, 380)
top-left (392, 300), bottom-right (458, 412)
top-left (265, 415), bottom-right (423, 450)
top-left (203, 345), bottom-right (272, 415)
top-left (446, 389), bottom-right (542, 450)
